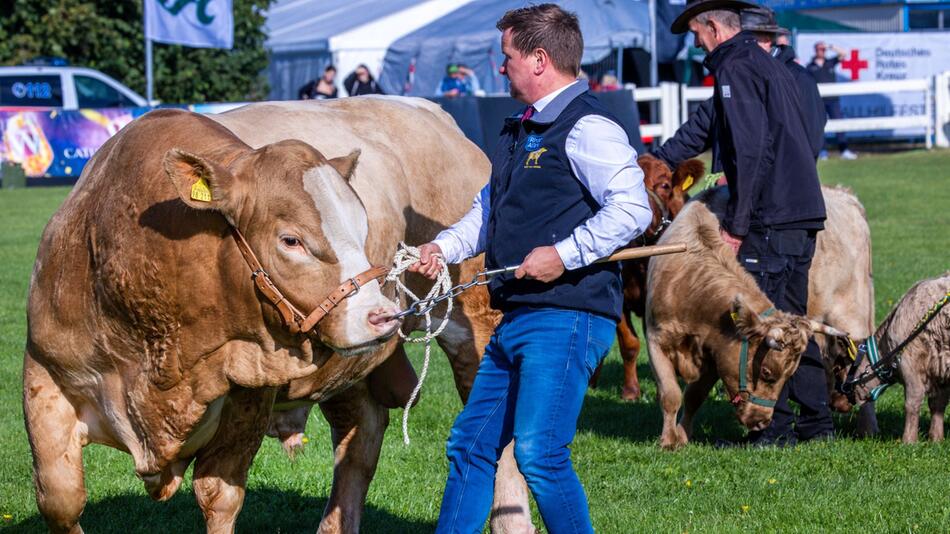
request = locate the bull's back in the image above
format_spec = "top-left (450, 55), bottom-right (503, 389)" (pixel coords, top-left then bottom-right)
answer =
top-left (211, 98), bottom-right (489, 262)
top-left (811, 186), bottom-right (874, 338)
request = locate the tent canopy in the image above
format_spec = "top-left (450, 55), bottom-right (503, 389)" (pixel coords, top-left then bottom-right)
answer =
top-left (265, 0), bottom-right (424, 54)
top-left (379, 0), bottom-right (651, 96)
top-left (265, 0), bottom-right (475, 100)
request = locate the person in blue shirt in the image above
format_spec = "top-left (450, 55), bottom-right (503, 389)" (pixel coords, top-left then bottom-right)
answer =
top-left (411, 4), bottom-right (652, 532)
top-left (436, 64), bottom-right (472, 97)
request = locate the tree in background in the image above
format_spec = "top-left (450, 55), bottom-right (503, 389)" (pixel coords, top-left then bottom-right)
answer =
top-left (0, 0), bottom-right (272, 103)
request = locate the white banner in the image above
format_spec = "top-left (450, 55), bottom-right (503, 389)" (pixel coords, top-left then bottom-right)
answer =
top-left (145, 0), bottom-right (233, 49)
top-left (796, 32), bottom-right (950, 137)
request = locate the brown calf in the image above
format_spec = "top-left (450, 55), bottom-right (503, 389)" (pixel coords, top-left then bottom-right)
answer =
top-left (588, 155), bottom-right (704, 400)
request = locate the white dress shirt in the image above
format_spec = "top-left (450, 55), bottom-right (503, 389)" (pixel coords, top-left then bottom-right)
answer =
top-left (432, 80), bottom-right (652, 270)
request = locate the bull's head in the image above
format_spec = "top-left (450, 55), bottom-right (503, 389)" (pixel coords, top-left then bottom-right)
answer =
top-left (724, 296), bottom-right (848, 430)
top-left (163, 140), bottom-right (399, 355)
top-left (638, 155), bottom-right (704, 241)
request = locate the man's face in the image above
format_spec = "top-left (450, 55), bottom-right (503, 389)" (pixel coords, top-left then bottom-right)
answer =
top-left (324, 70), bottom-right (336, 82)
top-left (689, 18), bottom-right (719, 53)
top-left (815, 43), bottom-right (827, 58)
top-left (357, 68), bottom-right (370, 81)
top-left (499, 28), bottom-right (534, 103)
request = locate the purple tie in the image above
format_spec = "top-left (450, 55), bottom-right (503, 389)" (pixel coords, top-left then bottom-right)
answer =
top-left (521, 106), bottom-right (536, 122)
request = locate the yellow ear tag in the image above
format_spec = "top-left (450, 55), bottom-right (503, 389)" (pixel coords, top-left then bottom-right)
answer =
top-left (190, 177), bottom-right (212, 202)
top-left (681, 175), bottom-right (694, 191)
top-left (730, 311), bottom-right (739, 324)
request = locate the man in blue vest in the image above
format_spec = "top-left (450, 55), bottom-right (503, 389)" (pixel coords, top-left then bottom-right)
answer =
top-left (410, 4), bottom-right (652, 532)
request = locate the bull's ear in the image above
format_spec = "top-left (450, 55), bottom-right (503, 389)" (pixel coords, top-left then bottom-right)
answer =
top-left (163, 149), bottom-right (235, 212)
top-left (731, 296), bottom-right (762, 338)
top-left (328, 149), bottom-right (361, 181)
top-left (673, 159), bottom-right (705, 192)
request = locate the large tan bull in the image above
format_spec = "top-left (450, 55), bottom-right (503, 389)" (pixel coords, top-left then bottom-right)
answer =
top-left (24, 108), bottom-right (405, 533)
top-left (211, 98), bottom-right (536, 533)
top-left (646, 201), bottom-right (845, 449)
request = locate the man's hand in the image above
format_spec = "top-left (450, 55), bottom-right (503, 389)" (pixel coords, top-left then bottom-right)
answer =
top-left (720, 228), bottom-right (743, 254)
top-left (514, 246), bottom-right (565, 283)
top-left (408, 243), bottom-right (445, 280)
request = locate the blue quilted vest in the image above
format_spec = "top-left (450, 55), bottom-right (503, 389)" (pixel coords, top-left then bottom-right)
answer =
top-left (485, 82), bottom-right (623, 321)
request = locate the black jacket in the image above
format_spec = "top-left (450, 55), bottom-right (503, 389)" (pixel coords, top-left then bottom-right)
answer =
top-left (343, 72), bottom-right (385, 96)
top-left (774, 45), bottom-right (826, 159)
top-left (655, 44), bottom-right (826, 169)
top-left (663, 32), bottom-right (824, 236)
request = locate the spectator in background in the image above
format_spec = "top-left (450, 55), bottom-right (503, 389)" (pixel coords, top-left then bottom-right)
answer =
top-left (436, 64), bottom-right (471, 97)
top-left (775, 28), bottom-right (791, 47)
top-left (344, 64), bottom-right (385, 96)
top-left (597, 70), bottom-right (620, 92)
top-left (458, 63), bottom-right (482, 95)
top-left (807, 42), bottom-right (857, 160)
top-left (298, 65), bottom-right (338, 100)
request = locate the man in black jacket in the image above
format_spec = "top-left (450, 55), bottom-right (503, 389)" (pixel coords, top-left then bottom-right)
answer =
top-left (656, 6), bottom-right (825, 168)
top-left (670, 0), bottom-right (833, 446)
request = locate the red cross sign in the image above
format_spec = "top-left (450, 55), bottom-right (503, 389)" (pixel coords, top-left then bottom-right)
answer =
top-left (840, 49), bottom-right (869, 80)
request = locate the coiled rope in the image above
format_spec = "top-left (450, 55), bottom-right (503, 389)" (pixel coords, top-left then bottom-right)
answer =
top-left (385, 243), bottom-right (453, 444)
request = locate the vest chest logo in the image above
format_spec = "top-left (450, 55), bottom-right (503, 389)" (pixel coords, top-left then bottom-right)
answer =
top-left (524, 147), bottom-right (547, 169)
top-left (523, 134), bottom-right (543, 152)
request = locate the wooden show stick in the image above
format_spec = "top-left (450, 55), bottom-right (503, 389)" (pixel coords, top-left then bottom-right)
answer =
top-left (596, 242), bottom-right (687, 263)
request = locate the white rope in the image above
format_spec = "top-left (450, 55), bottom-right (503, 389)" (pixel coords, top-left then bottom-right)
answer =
top-left (385, 242), bottom-right (453, 445)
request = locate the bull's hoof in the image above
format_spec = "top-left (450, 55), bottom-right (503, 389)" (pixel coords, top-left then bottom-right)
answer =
top-left (620, 385), bottom-right (641, 402)
top-left (659, 428), bottom-right (688, 450)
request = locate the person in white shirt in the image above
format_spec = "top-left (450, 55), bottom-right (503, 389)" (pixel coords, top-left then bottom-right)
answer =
top-left (410, 5), bottom-right (651, 533)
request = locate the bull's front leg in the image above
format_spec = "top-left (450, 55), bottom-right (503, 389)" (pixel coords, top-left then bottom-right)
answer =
top-left (617, 311), bottom-right (643, 401)
top-left (648, 337), bottom-right (687, 450)
top-left (193, 387), bottom-right (276, 534)
top-left (317, 380), bottom-right (387, 534)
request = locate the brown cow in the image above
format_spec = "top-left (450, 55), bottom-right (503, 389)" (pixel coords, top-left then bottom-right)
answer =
top-left (645, 201), bottom-right (845, 449)
top-left (211, 99), bottom-right (538, 533)
top-left (24, 109), bottom-right (405, 533)
top-left (589, 155), bottom-right (704, 400)
top-left (843, 272), bottom-right (949, 443)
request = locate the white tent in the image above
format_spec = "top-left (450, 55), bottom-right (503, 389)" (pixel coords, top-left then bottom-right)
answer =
top-left (265, 0), bottom-right (474, 100)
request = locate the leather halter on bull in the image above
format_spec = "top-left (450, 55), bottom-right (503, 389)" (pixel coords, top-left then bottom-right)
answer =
top-left (841, 289), bottom-right (950, 402)
top-left (639, 188), bottom-right (673, 245)
top-left (229, 227), bottom-right (388, 335)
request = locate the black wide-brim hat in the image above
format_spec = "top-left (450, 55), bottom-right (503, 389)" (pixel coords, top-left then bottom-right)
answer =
top-left (741, 6), bottom-right (783, 34)
top-left (671, 0), bottom-right (760, 34)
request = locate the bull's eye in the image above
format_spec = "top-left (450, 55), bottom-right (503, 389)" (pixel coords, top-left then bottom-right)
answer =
top-left (659, 183), bottom-right (671, 190)
top-left (280, 236), bottom-right (302, 249)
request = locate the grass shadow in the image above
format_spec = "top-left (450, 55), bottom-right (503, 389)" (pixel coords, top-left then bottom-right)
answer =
top-left (9, 487), bottom-right (434, 533)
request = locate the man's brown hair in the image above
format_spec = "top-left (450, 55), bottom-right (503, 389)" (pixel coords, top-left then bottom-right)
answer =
top-left (496, 4), bottom-right (583, 76)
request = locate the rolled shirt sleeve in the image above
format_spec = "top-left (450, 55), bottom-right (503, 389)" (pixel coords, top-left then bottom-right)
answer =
top-left (554, 115), bottom-right (653, 270)
top-left (431, 183), bottom-right (490, 264)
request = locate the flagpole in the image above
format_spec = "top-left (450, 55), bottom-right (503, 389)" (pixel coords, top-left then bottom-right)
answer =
top-left (144, 1), bottom-right (154, 106)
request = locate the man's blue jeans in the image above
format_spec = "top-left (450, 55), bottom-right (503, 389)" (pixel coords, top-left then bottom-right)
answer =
top-left (435, 307), bottom-right (615, 534)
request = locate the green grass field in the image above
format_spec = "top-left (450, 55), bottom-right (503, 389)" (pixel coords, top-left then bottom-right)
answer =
top-left (1, 150), bottom-right (948, 533)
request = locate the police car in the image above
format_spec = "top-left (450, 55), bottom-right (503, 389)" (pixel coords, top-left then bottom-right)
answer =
top-left (0, 64), bottom-right (147, 109)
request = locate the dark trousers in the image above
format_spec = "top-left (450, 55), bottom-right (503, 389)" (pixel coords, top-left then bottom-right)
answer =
top-left (738, 226), bottom-right (834, 440)
top-left (823, 98), bottom-right (848, 152)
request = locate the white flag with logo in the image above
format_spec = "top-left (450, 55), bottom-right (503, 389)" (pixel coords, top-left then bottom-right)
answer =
top-left (145, 0), bottom-right (233, 49)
